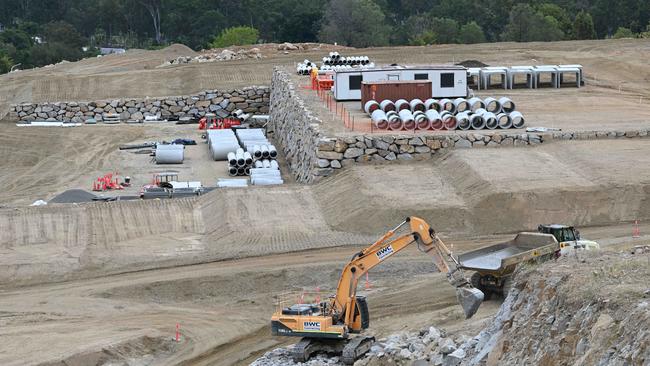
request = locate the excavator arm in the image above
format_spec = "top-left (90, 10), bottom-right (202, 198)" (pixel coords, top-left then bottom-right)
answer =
top-left (331, 217), bottom-right (483, 326)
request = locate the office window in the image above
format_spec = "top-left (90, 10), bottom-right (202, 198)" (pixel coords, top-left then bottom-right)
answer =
top-left (414, 73), bottom-right (429, 80)
top-left (349, 75), bottom-right (362, 90)
top-left (440, 73), bottom-right (455, 88)
top-left (387, 74), bottom-right (400, 80)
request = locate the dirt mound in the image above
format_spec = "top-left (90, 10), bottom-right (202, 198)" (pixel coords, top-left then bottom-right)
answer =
top-left (161, 43), bottom-right (197, 56)
top-left (456, 59), bottom-right (489, 68)
top-left (49, 189), bottom-right (97, 203)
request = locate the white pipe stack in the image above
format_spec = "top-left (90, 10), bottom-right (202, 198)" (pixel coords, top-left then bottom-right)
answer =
top-left (217, 178), bottom-right (248, 188)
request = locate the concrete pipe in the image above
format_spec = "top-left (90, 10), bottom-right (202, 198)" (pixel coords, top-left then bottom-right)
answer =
top-left (469, 113), bottom-right (486, 130)
top-left (456, 112), bottom-right (472, 130)
top-left (251, 178), bottom-right (284, 186)
top-left (243, 152), bottom-right (253, 165)
top-left (497, 113), bottom-right (512, 129)
top-left (364, 100), bottom-right (380, 115)
top-left (413, 111), bottom-right (430, 130)
top-left (453, 98), bottom-right (470, 113)
top-left (245, 166), bottom-right (251, 176)
top-left (236, 150), bottom-right (246, 167)
top-left (388, 118), bottom-right (404, 131)
top-left (499, 97), bottom-right (516, 113)
top-left (251, 145), bottom-right (262, 159)
top-left (269, 145), bottom-right (278, 159)
top-left (482, 112), bottom-right (498, 129)
top-left (509, 111), bottom-right (525, 128)
top-left (483, 97), bottom-right (502, 114)
top-left (380, 99), bottom-right (396, 112)
top-left (155, 145), bottom-right (184, 164)
top-left (467, 97), bottom-right (485, 113)
top-left (426, 110), bottom-right (443, 130)
top-left (237, 167), bottom-right (246, 176)
top-left (371, 109), bottom-right (389, 130)
top-left (424, 99), bottom-right (441, 112)
top-left (440, 112), bottom-right (458, 130)
top-left (399, 109), bottom-right (416, 130)
top-left (254, 160), bottom-right (264, 168)
top-left (261, 145), bottom-right (270, 158)
top-left (409, 98), bottom-right (426, 112)
top-left (270, 160), bottom-right (279, 169)
top-left (395, 99), bottom-right (410, 111)
top-left (263, 159), bottom-right (272, 168)
top-left (227, 152), bottom-right (237, 166)
top-left (228, 166), bottom-right (238, 176)
top-left (439, 99), bottom-right (456, 114)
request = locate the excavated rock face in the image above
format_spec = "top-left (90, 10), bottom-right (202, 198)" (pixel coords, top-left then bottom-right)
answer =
top-left (467, 251), bottom-right (650, 366)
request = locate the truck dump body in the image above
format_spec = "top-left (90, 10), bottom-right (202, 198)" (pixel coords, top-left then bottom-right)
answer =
top-left (458, 232), bottom-right (558, 274)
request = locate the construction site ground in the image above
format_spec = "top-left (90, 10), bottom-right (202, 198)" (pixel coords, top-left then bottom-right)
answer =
top-left (1, 39), bottom-right (650, 366)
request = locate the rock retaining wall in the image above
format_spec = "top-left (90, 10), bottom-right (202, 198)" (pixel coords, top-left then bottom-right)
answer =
top-left (269, 68), bottom-right (650, 183)
top-left (9, 86), bottom-right (270, 123)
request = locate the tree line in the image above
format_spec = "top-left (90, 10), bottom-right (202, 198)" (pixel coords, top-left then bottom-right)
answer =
top-left (1, 0), bottom-right (649, 73)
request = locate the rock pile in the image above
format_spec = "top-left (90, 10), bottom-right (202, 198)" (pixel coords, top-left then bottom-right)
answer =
top-left (11, 87), bottom-right (270, 123)
top-left (164, 48), bottom-right (263, 66)
top-left (251, 326), bottom-right (474, 366)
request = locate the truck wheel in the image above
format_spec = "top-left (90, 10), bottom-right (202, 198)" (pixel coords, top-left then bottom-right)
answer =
top-left (470, 272), bottom-right (491, 300)
top-left (501, 275), bottom-right (514, 298)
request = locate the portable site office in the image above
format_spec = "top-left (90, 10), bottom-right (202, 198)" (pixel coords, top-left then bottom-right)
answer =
top-left (332, 65), bottom-right (468, 101)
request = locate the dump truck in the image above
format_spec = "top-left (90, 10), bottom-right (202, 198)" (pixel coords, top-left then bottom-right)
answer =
top-left (538, 224), bottom-right (600, 255)
top-left (459, 232), bottom-right (559, 299)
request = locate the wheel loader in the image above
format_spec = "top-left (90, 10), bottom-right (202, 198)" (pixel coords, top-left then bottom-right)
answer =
top-left (270, 217), bottom-right (485, 364)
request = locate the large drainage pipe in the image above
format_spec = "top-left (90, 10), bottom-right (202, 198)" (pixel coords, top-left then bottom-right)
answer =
top-left (409, 98), bottom-right (426, 112)
top-left (380, 99), bottom-right (396, 112)
top-left (509, 111), bottom-right (525, 128)
top-left (482, 112), bottom-right (498, 129)
top-left (395, 99), bottom-right (410, 111)
top-left (364, 100), bottom-right (380, 115)
top-left (499, 97), bottom-right (516, 113)
top-left (483, 97), bottom-right (502, 114)
top-left (440, 111), bottom-right (458, 130)
top-left (439, 99), bottom-right (456, 114)
top-left (371, 109), bottom-right (389, 129)
top-left (228, 166), bottom-right (238, 176)
top-left (227, 152), bottom-right (237, 166)
top-left (424, 98), bottom-right (441, 112)
top-left (399, 109), bottom-right (416, 130)
top-left (424, 110), bottom-right (441, 130)
top-left (497, 113), bottom-right (512, 129)
top-left (453, 98), bottom-right (470, 113)
top-left (456, 112), bottom-right (471, 130)
top-left (467, 97), bottom-right (485, 112)
top-left (413, 111), bottom-right (430, 130)
top-left (469, 113), bottom-right (486, 130)
top-left (269, 145), bottom-right (278, 159)
top-left (155, 145), bottom-right (184, 164)
top-left (387, 111), bottom-right (403, 131)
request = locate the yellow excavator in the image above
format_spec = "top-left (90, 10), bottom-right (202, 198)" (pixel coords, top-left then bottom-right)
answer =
top-left (271, 217), bottom-right (484, 364)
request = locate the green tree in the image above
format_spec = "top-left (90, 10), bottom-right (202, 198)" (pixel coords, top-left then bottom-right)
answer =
top-left (0, 52), bottom-right (12, 74)
top-left (612, 27), bottom-right (635, 38)
top-left (573, 11), bottom-right (596, 40)
top-left (538, 3), bottom-right (572, 38)
top-left (319, 0), bottom-right (391, 47)
top-left (458, 21), bottom-right (486, 44)
top-left (210, 26), bottom-right (259, 48)
top-left (502, 4), bottom-right (564, 42)
top-left (430, 17), bottom-right (459, 44)
top-left (409, 31), bottom-right (437, 46)
top-left (43, 21), bottom-right (86, 48)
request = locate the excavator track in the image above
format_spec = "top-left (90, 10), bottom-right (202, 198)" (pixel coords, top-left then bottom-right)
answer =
top-left (291, 338), bottom-right (345, 363)
top-left (341, 336), bottom-right (375, 365)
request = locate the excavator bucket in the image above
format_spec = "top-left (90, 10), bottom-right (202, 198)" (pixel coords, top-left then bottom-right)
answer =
top-left (456, 286), bottom-right (484, 319)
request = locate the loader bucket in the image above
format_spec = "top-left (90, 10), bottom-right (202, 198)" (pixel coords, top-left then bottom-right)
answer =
top-left (456, 286), bottom-right (484, 319)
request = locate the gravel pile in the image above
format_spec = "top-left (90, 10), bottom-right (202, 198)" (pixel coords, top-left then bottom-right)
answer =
top-left (49, 189), bottom-right (98, 203)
